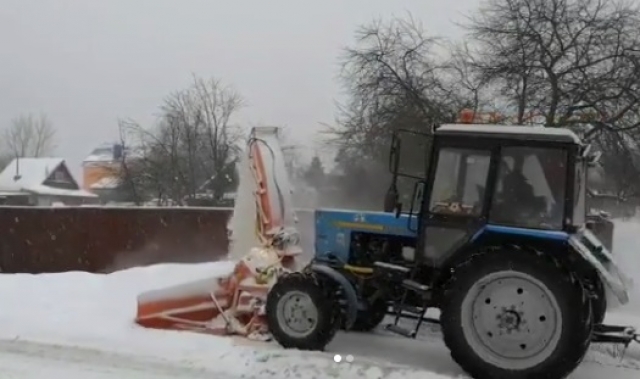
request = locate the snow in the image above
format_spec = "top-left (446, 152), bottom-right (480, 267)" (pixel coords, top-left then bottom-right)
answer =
top-left (28, 184), bottom-right (98, 197)
top-left (0, 157), bottom-right (65, 191)
top-left (438, 123), bottom-right (582, 143)
top-left (90, 176), bottom-right (120, 190)
top-left (83, 143), bottom-right (143, 165)
top-left (1, 220), bottom-right (640, 378)
top-left (0, 261), bottom-right (455, 378)
top-left (228, 127), bottom-right (298, 262)
top-left (609, 219), bottom-right (640, 313)
top-left (0, 157), bottom-right (97, 198)
top-left (83, 143), bottom-right (119, 164)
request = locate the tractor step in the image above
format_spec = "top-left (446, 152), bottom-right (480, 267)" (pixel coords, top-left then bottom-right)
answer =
top-left (398, 304), bottom-right (425, 315)
top-left (402, 279), bottom-right (431, 298)
top-left (592, 324), bottom-right (640, 345)
top-left (388, 304), bottom-right (441, 323)
top-left (385, 324), bottom-right (417, 338)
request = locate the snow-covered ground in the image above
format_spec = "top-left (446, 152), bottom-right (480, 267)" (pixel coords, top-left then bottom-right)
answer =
top-left (1, 220), bottom-right (640, 378)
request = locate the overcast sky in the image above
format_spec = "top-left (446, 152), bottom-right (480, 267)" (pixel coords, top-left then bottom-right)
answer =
top-left (0, 0), bottom-right (479, 178)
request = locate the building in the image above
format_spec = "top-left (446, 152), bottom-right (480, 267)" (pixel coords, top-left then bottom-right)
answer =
top-left (0, 157), bottom-right (98, 206)
top-left (82, 142), bottom-right (124, 191)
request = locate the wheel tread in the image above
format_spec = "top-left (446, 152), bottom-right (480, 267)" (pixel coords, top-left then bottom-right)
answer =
top-left (440, 245), bottom-right (593, 379)
top-left (266, 272), bottom-right (342, 351)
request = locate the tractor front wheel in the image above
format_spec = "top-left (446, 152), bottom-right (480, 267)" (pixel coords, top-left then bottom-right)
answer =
top-left (440, 249), bottom-right (593, 379)
top-left (266, 272), bottom-right (341, 351)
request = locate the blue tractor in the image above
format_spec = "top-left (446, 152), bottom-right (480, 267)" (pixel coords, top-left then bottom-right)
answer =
top-left (265, 123), bottom-right (638, 379)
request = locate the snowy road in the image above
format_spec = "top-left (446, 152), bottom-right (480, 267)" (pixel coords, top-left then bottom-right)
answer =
top-left (0, 334), bottom-right (456, 379)
top-left (1, 324), bottom-right (639, 379)
top-left (0, 339), bottom-right (222, 379)
top-left (0, 218), bottom-right (639, 378)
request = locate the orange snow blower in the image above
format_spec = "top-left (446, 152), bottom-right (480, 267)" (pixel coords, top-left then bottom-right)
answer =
top-left (135, 126), bottom-right (302, 338)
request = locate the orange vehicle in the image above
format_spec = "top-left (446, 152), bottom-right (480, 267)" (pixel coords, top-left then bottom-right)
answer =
top-left (134, 127), bottom-right (302, 338)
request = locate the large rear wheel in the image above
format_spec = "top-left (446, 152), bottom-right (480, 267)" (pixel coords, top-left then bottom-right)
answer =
top-left (589, 275), bottom-right (607, 325)
top-left (266, 272), bottom-right (341, 351)
top-left (440, 249), bottom-right (593, 379)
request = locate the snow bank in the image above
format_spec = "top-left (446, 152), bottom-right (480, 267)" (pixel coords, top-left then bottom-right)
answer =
top-left (0, 261), bottom-right (453, 379)
top-left (613, 218), bottom-right (640, 314)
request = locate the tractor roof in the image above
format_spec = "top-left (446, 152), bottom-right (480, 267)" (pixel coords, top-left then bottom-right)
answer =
top-left (436, 124), bottom-right (582, 144)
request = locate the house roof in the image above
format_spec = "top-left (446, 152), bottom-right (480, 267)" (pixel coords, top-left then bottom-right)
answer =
top-left (0, 157), bottom-right (97, 198)
top-left (82, 142), bottom-right (142, 165)
top-left (83, 143), bottom-right (118, 163)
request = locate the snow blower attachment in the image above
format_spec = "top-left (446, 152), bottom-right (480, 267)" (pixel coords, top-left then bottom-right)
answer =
top-left (135, 126), bottom-right (301, 338)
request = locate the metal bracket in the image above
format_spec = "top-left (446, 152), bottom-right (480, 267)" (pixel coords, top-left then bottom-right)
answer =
top-left (592, 324), bottom-right (638, 346)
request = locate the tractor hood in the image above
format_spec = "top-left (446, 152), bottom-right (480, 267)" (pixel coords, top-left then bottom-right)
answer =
top-left (569, 227), bottom-right (633, 305)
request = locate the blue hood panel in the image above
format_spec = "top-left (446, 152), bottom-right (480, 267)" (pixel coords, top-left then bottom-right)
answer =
top-left (314, 208), bottom-right (417, 262)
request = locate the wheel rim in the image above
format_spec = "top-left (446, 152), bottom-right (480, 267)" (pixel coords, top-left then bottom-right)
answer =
top-left (275, 290), bottom-right (319, 338)
top-left (460, 270), bottom-right (563, 370)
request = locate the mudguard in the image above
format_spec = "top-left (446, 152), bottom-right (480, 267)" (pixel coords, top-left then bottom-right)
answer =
top-left (309, 263), bottom-right (359, 329)
top-left (569, 228), bottom-right (632, 305)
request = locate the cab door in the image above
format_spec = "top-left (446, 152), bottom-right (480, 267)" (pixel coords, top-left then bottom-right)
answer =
top-left (417, 142), bottom-right (496, 266)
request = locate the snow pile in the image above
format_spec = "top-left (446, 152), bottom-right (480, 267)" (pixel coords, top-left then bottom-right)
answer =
top-left (0, 261), bottom-right (455, 379)
top-left (613, 218), bottom-right (640, 314)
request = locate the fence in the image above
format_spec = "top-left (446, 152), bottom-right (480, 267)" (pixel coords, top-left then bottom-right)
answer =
top-left (0, 206), bottom-right (316, 274)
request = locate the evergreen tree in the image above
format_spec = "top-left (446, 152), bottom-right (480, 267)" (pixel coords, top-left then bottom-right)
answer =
top-left (303, 155), bottom-right (326, 188)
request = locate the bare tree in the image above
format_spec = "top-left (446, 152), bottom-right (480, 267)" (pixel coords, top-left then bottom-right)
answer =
top-left (324, 17), bottom-right (475, 209)
top-left (465, 0), bottom-right (640, 129)
top-left (118, 75), bottom-right (243, 205)
top-left (463, 0), bottom-right (640, 196)
top-left (333, 18), bottom-right (456, 152)
top-left (3, 113), bottom-right (56, 158)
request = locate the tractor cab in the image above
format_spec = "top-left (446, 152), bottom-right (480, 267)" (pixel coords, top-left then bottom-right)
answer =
top-left (268, 122), bottom-right (638, 379)
top-left (390, 123), bottom-right (596, 265)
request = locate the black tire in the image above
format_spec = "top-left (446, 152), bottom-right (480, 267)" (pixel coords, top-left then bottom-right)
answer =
top-left (350, 298), bottom-right (388, 332)
top-left (440, 248), bottom-right (593, 379)
top-left (266, 272), bottom-right (341, 351)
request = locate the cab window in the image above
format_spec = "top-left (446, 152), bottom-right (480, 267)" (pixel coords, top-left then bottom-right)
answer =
top-left (490, 147), bottom-right (567, 229)
top-left (429, 147), bottom-right (491, 217)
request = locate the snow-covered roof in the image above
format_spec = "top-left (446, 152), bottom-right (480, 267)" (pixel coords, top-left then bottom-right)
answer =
top-left (90, 176), bottom-right (121, 190)
top-left (83, 143), bottom-right (119, 163)
top-left (83, 142), bottom-right (143, 164)
top-left (0, 157), bottom-right (97, 198)
top-left (437, 124), bottom-right (582, 144)
top-left (26, 184), bottom-right (97, 198)
top-left (0, 157), bottom-right (65, 191)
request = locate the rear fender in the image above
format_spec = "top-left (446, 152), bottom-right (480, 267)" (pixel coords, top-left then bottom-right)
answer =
top-left (309, 264), bottom-right (359, 330)
top-left (569, 229), bottom-right (632, 305)
top-left (439, 226), bottom-right (569, 274)
top-left (469, 226), bottom-right (631, 305)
